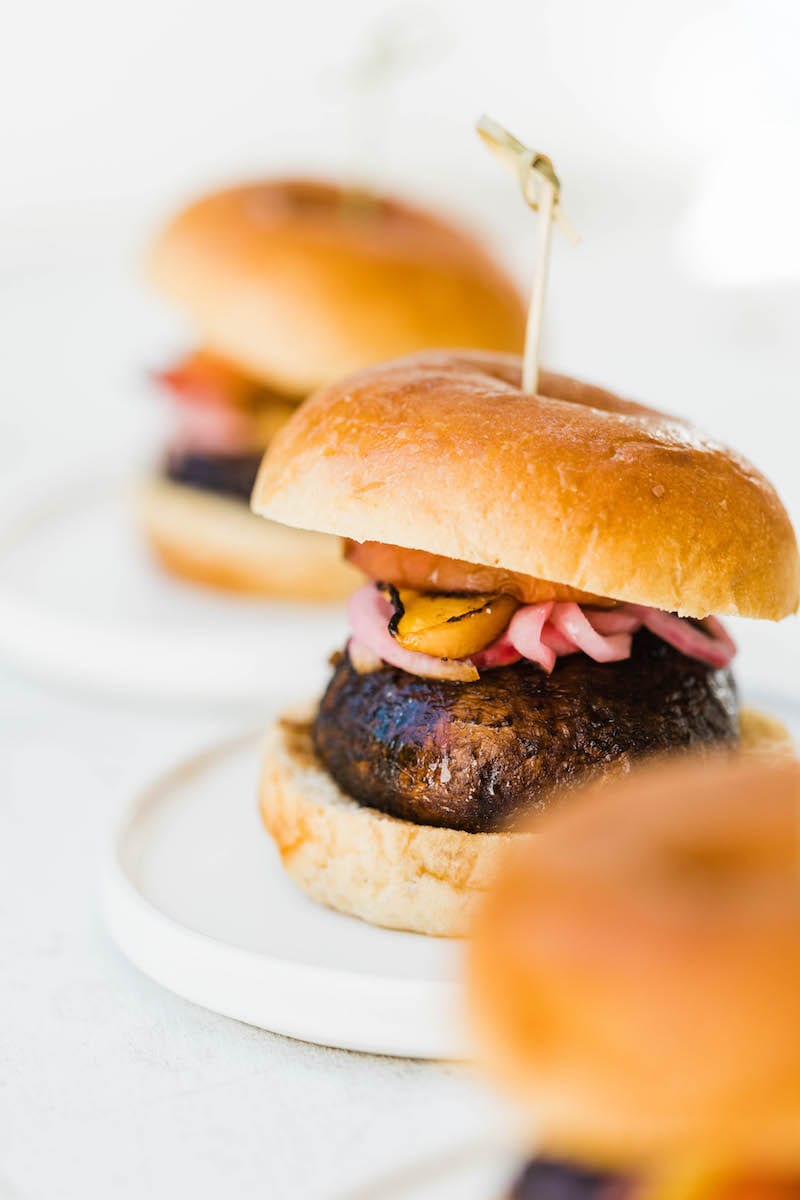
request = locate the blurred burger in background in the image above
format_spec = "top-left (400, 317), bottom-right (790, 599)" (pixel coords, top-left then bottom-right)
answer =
top-left (140, 179), bottom-right (526, 598)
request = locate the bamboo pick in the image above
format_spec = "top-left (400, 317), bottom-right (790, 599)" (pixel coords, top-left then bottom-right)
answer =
top-left (477, 115), bottom-right (577, 393)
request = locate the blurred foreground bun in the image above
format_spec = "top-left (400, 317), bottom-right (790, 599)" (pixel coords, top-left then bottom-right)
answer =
top-left (138, 478), bottom-right (358, 600)
top-left (468, 754), bottom-right (800, 1170)
top-left (253, 352), bottom-right (800, 620)
top-left (147, 181), bottom-right (526, 395)
top-left (258, 708), bottom-right (790, 936)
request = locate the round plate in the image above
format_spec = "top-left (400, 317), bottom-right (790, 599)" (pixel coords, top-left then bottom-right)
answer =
top-left (101, 731), bottom-right (465, 1059)
top-left (102, 692), bottom-right (800, 1060)
top-left (0, 473), bottom-right (347, 705)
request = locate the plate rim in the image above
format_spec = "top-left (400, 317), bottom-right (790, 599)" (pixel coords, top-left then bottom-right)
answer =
top-left (100, 730), bottom-right (465, 1060)
top-left (0, 466), bottom-right (345, 704)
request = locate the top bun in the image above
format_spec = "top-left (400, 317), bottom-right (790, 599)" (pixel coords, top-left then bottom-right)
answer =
top-left (252, 351), bottom-right (799, 620)
top-left (146, 179), bottom-right (526, 395)
top-left (467, 754), bottom-right (800, 1171)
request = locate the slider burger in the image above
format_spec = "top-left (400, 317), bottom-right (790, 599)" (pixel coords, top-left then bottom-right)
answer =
top-left (253, 350), bottom-right (798, 933)
top-left (467, 754), bottom-right (800, 1194)
top-left (141, 179), bottom-right (525, 597)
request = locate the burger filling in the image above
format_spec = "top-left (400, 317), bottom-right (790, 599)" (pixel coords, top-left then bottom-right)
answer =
top-left (154, 349), bottom-right (300, 503)
top-left (311, 544), bottom-right (738, 833)
top-left (164, 449), bottom-right (264, 501)
top-left (507, 1159), bottom-right (798, 1200)
top-left (509, 1158), bottom-right (627, 1199)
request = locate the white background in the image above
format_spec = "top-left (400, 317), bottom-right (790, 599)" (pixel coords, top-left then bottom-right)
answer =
top-left (2, 0), bottom-right (800, 514)
top-left (1, 2), bottom-right (800, 1197)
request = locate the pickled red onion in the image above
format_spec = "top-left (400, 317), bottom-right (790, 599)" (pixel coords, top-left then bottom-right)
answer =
top-left (539, 623), bottom-right (577, 656)
top-left (505, 603), bottom-right (557, 672)
top-left (164, 388), bottom-right (251, 455)
top-left (547, 603), bottom-right (633, 663)
top-left (346, 584), bottom-right (736, 683)
top-left (583, 607), bottom-right (643, 636)
top-left (635, 607), bottom-right (737, 670)
top-left (471, 632), bottom-right (523, 670)
top-left (347, 586), bottom-right (478, 682)
top-left (154, 361), bottom-right (252, 455)
top-left (703, 617), bottom-right (738, 659)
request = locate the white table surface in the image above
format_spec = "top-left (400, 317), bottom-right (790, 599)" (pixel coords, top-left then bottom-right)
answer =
top-left (0, 254), bottom-right (507, 1199)
top-left (2, 224), bottom-right (800, 1198)
top-left (0, 670), bottom-right (507, 1199)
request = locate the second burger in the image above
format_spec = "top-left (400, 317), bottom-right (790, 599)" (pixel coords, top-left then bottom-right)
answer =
top-left (141, 179), bottom-right (526, 599)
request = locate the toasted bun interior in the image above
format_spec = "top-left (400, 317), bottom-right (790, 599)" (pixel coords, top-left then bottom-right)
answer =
top-left (147, 180), bottom-right (526, 394)
top-left (259, 713), bottom-right (513, 937)
top-left (253, 351), bottom-right (800, 621)
top-left (258, 706), bottom-right (791, 939)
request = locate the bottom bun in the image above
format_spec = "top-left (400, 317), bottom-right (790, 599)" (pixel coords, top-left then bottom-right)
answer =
top-left (138, 477), bottom-right (359, 601)
top-left (258, 706), bottom-right (792, 938)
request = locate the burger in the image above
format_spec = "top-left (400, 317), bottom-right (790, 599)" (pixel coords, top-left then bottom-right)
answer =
top-left (252, 350), bottom-right (798, 933)
top-left (140, 179), bottom-right (526, 597)
top-left (467, 753), bottom-right (800, 1194)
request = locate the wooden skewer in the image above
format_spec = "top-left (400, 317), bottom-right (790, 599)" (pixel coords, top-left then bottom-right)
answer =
top-left (477, 115), bottom-right (577, 394)
top-left (521, 161), bottom-right (555, 394)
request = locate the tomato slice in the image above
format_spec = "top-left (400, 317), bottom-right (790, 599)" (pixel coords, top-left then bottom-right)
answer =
top-left (153, 350), bottom-right (266, 410)
top-left (345, 541), bottom-right (615, 607)
top-left (154, 350), bottom-right (300, 454)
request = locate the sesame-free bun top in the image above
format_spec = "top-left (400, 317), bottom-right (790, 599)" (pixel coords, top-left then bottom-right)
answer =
top-left (252, 351), bottom-right (799, 620)
top-left (146, 179), bottom-right (526, 395)
top-left (467, 755), bottom-right (800, 1171)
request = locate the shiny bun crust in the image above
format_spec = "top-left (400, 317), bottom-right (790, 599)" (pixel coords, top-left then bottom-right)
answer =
top-left (138, 478), bottom-right (358, 600)
top-left (146, 180), bottom-right (526, 394)
top-left (258, 707), bottom-right (788, 938)
top-left (467, 753), bottom-right (800, 1171)
top-left (255, 350), bottom-right (800, 619)
top-left (253, 352), bottom-right (799, 620)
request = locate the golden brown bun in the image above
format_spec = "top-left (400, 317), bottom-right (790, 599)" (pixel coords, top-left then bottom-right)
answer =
top-left (138, 477), bottom-right (358, 601)
top-left (253, 351), bottom-right (800, 620)
top-left (147, 180), bottom-right (526, 395)
top-left (257, 707), bottom-right (788, 939)
top-left (467, 752), bottom-right (800, 1172)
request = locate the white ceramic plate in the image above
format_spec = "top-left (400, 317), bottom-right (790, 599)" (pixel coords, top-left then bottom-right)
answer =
top-left (0, 473), bottom-right (347, 705)
top-left (102, 731), bottom-right (465, 1059)
top-left (102, 692), bottom-right (800, 1061)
